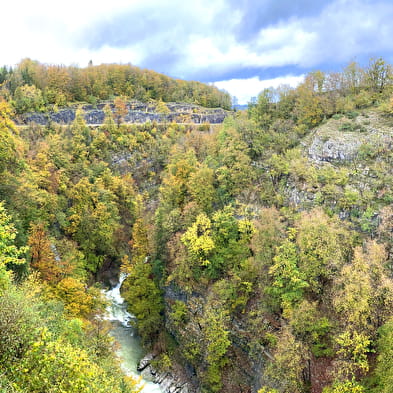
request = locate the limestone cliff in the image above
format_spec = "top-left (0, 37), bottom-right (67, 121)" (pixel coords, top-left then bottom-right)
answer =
top-left (15, 101), bottom-right (230, 126)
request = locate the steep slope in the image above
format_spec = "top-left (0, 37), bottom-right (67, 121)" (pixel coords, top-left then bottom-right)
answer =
top-left (3, 58), bottom-right (393, 393)
top-left (124, 108), bottom-right (393, 393)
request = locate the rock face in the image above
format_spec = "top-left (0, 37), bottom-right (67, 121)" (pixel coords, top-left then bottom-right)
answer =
top-left (15, 101), bottom-right (230, 126)
top-left (307, 112), bottom-right (393, 163)
top-left (137, 354), bottom-right (195, 393)
top-left (308, 134), bottom-right (362, 162)
top-left (161, 283), bottom-right (263, 393)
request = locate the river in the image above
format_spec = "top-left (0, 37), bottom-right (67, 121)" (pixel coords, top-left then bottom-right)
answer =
top-left (104, 274), bottom-right (163, 393)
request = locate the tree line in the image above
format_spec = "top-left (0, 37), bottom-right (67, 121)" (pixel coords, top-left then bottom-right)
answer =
top-left (0, 58), bottom-right (232, 113)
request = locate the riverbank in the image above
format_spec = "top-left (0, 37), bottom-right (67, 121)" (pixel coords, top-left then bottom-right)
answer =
top-left (137, 354), bottom-right (194, 393)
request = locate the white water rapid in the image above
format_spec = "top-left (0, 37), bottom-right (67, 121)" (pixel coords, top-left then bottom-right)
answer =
top-left (104, 274), bottom-right (163, 393)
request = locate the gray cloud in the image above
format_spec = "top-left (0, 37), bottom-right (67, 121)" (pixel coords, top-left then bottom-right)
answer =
top-left (78, 0), bottom-right (393, 82)
top-left (87, 6), bottom-right (190, 49)
top-left (226, 0), bottom-right (329, 41)
top-left (296, 0), bottom-right (393, 67)
top-left (139, 47), bottom-right (184, 75)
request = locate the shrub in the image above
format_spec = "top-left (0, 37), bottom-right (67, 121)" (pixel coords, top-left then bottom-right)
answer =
top-left (346, 111), bottom-right (359, 119)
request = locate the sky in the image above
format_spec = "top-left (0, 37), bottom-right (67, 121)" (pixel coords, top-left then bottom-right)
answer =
top-left (3, 0), bottom-right (393, 104)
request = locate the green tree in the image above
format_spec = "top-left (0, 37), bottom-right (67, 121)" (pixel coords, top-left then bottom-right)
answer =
top-left (159, 147), bottom-right (197, 209)
top-left (342, 61), bottom-right (364, 95)
top-left (121, 258), bottom-right (163, 343)
top-left (295, 209), bottom-right (353, 294)
top-left (187, 164), bottom-right (216, 213)
top-left (66, 178), bottom-right (120, 273)
top-left (201, 303), bottom-right (230, 392)
top-left (268, 229), bottom-right (308, 312)
top-left (0, 288), bottom-right (40, 367)
top-left (265, 327), bottom-right (308, 393)
top-left (15, 329), bottom-right (140, 393)
top-left (366, 58), bottom-right (392, 94)
top-left (0, 100), bottom-right (19, 175)
top-left (71, 107), bottom-right (91, 145)
top-left (156, 99), bottom-right (170, 115)
top-left (323, 380), bottom-right (365, 393)
top-left (101, 103), bottom-right (117, 135)
top-left (215, 126), bottom-right (254, 200)
top-left (122, 218), bottom-right (163, 343)
top-left (13, 84), bottom-right (44, 113)
top-left (333, 241), bottom-right (393, 334)
top-left (334, 330), bottom-right (371, 380)
top-left (0, 202), bottom-right (26, 290)
top-left (249, 88), bottom-right (275, 128)
top-left (288, 299), bottom-right (333, 357)
top-left (250, 207), bottom-right (285, 272)
top-left (372, 320), bottom-right (393, 393)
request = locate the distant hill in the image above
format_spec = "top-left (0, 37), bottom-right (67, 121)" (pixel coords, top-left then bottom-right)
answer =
top-left (0, 59), bottom-right (232, 113)
top-left (233, 104), bottom-right (248, 111)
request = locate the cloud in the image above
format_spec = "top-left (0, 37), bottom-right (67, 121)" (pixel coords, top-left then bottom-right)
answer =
top-left (2, 0), bottom-right (393, 104)
top-left (74, 0), bottom-right (393, 80)
top-left (303, 0), bottom-right (393, 65)
top-left (227, 0), bottom-right (329, 41)
top-left (214, 75), bottom-right (305, 105)
top-left (1, 0), bottom-right (143, 66)
top-left (81, 0), bottom-right (235, 75)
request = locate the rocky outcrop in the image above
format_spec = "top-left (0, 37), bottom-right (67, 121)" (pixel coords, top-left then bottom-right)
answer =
top-left (307, 112), bottom-right (393, 163)
top-left (15, 101), bottom-right (230, 126)
top-left (308, 134), bottom-right (362, 162)
top-left (138, 354), bottom-right (195, 393)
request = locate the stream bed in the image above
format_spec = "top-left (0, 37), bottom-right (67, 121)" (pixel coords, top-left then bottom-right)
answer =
top-left (104, 275), bottom-right (163, 393)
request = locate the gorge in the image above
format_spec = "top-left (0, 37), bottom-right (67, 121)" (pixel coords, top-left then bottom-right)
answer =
top-left (104, 274), bottom-right (163, 393)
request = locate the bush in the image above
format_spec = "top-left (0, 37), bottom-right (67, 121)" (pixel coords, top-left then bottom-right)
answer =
top-left (198, 122), bottom-right (211, 131)
top-left (170, 300), bottom-right (189, 325)
top-left (339, 122), bottom-right (355, 131)
top-left (346, 111), bottom-right (359, 119)
top-left (339, 122), bottom-right (366, 132)
top-left (0, 289), bottom-right (40, 366)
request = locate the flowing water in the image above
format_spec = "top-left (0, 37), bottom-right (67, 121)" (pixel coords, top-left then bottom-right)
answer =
top-left (104, 274), bottom-right (163, 393)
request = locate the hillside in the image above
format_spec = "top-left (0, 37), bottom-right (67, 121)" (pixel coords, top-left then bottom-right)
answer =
top-left (139, 108), bottom-right (393, 393)
top-left (286, 109), bottom-right (393, 221)
top-left (0, 59), bottom-right (232, 113)
top-left (2, 58), bottom-right (393, 393)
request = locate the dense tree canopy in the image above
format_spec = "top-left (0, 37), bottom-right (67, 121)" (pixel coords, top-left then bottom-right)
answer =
top-left (0, 59), bottom-right (232, 112)
top-left (1, 57), bottom-right (393, 393)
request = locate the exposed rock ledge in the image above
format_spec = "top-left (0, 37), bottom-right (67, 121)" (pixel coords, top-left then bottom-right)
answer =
top-left (14, 101), bottom-right (230, 126)
top-left (308, 134), bottom-right (362, 162)
top-left (306, 111), bottom-right (393, 163)
top-left (137, 354), bottom-right (195, 393)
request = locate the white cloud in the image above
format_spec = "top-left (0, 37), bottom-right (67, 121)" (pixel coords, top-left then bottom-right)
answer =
top-left (2, 0), bottom-right (138, 66)
top-left (2, 0), bottom-right (393, 87)
top-left (214, 75), bottom-right (305, 105)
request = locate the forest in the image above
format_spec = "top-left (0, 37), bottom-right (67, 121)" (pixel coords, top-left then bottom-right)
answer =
top-left (1, 58), bottom-right (393, 393)
top-left (0, 59), bottom-right (232, 112)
